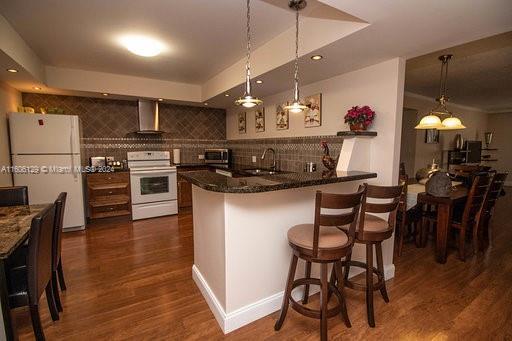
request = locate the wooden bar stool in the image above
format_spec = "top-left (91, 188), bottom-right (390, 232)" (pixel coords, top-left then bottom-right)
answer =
top-left (342, 183), bottom-right (403, 327)
top-left (274, 188), bottom-right (365, 341)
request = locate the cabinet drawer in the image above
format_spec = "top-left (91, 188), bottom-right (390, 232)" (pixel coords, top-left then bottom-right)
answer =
top-left (90, 185), bottom-right (129, 197)
top-left (87, 172), bottom-right (129, 185)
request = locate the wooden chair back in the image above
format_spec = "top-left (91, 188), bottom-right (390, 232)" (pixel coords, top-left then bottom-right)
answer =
top-left (359, 183), bottom-right (404, 235)
top-left (52, 192), bottom-right (67, 271)
top-left (461, 174), bottom-right (492, 226)
top-left (484, 173), bottom-right (508, 213)
top-left (27, 204), bottom-right (56, 304)
top-left (0, 186), bottom-right (29, 207)
top-left (312, 187), bottom-right (366, 256)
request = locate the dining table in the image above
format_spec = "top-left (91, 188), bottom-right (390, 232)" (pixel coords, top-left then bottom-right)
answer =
top-left (407, 183), bottom-right (468, 264)
top-left (0, 204), bottom-right (50, 341)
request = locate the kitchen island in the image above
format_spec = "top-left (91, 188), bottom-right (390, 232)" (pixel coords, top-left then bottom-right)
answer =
top-left (180, 168), bottom-right (381, 333)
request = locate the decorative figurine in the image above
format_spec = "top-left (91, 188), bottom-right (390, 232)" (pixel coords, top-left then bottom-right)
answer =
top-left (320, 141), bottom-right (337, 170)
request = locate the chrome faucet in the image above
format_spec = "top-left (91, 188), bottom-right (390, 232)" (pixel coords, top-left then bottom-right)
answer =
top-left (261, 148), bottom-right (277, 171)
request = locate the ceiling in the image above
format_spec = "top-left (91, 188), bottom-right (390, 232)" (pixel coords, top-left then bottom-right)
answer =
top-left (1, 0), bottom-right (511, 108)
top-left (0, 0), bottom-right (298, 84)
top-left (405, 32), bottom-right (512, 113)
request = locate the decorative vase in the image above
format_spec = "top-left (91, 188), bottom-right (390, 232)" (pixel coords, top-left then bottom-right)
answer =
top-left (349, 122), bottom-right (366, 131)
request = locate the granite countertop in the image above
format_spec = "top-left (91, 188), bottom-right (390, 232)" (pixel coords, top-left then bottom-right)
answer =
top-left (180, 169), bottom-right (377, 193)
top-left (0, 204), bottom-right (49, 259)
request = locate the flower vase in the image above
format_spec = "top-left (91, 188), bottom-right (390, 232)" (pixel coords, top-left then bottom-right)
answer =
top-left (349, 122), bottom-right (366, 131)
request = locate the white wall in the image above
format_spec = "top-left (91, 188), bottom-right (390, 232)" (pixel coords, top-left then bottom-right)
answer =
top-left (227, 58), bottom-right (405, 140)
top-left (0, 81), bottom-right (21, 186)
top-left (486, 112), bottom-right (512, 185)
top-left (402, 93), bottom-right (489, 173)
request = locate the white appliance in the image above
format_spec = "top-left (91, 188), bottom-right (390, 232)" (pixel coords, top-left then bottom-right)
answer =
top-left (127, 151), bottom-right (177, 220)
top-left (8, 112), bottom-right (85, 230)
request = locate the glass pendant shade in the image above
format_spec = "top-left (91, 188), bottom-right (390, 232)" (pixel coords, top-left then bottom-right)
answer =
top-left (415, 114), bottom-right (443, 129)
top-left (439, 116), bottom-right (466, 130)
top-left (235, 95), bottom-right (262, 108)
top-left (284, 101), bottom-right (307, 113)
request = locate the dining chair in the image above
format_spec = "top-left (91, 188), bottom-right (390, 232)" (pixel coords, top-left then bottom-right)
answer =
top-left (343, 183), bottom-right (403, 327)
top-left (0, 186), bottom-right (29, 206)
top-left (7, 203), bottom-right (59, 340)
top-left (275, 188), bottom-right (365, 341)
top-left (51, 192), bottom-right (68, 312)
top-left (478, 172), bottom-right (508, 250)
top-left (422, 174), bottom-right (492, 261)
top-left (395, 175), bottom-right (422, 256)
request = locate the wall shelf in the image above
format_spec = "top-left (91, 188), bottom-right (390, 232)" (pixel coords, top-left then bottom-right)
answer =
top-left (337, 131), bottom-right (377, 137)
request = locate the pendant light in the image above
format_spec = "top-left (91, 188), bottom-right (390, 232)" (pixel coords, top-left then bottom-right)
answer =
top-left (235, 0), bottom-right (262, 108)
top-left (415, 55), bottom-right (466, 130)
top-left (284, 0), bottom-right (307, 114)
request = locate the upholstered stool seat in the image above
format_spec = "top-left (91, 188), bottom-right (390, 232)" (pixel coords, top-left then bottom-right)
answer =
top-left (288, 224), bottom-right (349, 250)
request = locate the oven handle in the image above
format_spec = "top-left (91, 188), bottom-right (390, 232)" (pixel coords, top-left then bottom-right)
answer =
top-left (130, 169), bottom-right (176, 176)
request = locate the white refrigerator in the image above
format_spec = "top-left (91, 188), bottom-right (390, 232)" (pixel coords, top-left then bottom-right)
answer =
top-left (8, 112), bottom-right (85, 230)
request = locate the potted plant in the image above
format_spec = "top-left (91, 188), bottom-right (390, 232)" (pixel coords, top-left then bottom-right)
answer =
top-left (344, 105), bottom-right (375, 131)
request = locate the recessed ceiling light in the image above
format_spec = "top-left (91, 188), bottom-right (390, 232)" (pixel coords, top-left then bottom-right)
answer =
top-left (33, 86), bottom-right (42, 90)
top-left (225, 94), bottom-right (230, 97)
top-left (158, 98), bottom-right (163, 101)
top-left (118, 35), bottom-right (166, 57)
top-left (6, 68), bottom-right (18, 73)
top-left (102, 93), bottom-right (109, 96)
top-left (311, 55), bottom-right (323, 61)
top-left (204, 102), bottom-right (209, 106)
top-left (256, 80), bottom-right (263, 84)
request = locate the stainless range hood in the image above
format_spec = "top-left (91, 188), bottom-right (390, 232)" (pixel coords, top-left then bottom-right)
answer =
top-left (136, 100), bottom-right (165, 134)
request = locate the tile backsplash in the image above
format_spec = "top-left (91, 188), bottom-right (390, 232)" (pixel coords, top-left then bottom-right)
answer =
top-left (22, 94), bottom-right (343, 172)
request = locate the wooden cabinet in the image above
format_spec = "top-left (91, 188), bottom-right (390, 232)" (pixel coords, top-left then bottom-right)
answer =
top-left (178, 175), bottom-right (192, 208)
top-left (87, 172), bottom-right (131, 220)
top-left (177, 166), bottom-right (208, 209)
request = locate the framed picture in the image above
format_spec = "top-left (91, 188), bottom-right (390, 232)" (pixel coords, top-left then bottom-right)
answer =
top-left (238, 112), bottom-right (246, 134)
top-left (276, 103), bottom-right (289, 130)
top-left (255, 108), bottom-right (265, 132)
top-left (304, 93), bottom-right (322, 128)
top-left (425, 129), bottom-right (439, 144)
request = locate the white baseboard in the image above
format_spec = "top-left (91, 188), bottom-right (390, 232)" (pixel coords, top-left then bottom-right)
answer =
top-left (193, 263), bottom-right (395, 334)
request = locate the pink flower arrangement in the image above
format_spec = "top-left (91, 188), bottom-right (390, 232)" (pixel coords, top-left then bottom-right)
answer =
top-left (344, 105), bottom-right (376, 128)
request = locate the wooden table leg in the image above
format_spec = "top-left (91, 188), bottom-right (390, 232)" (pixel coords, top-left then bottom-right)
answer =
top-left (0, 259), bottom-right (15, 340)
top-left (436, 203), bottom-right (452, 264)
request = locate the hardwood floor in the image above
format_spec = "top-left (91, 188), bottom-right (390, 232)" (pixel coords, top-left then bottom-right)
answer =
top-left (14, 190), bottom-right (512, 340)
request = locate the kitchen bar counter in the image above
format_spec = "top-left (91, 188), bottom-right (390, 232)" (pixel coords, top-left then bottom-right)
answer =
top-left (180, 169), bottom-right (377, 193)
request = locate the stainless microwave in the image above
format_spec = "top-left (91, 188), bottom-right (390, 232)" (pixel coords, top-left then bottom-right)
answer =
top-left (204, 148), bottom-right (231, 164)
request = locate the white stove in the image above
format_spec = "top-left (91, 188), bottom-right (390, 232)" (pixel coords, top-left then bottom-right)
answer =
top-left (127, 151), bottom-right (178, 220)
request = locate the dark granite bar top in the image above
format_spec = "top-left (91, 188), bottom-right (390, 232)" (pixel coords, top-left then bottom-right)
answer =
top-left (180, 169), bottom-right (377, 194)
top-left (0, 204), bottom-right (49, 259)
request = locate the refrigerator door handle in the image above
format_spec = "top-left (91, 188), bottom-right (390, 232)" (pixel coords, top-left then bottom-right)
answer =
top-left (70, 117), bottom-right (77, 180)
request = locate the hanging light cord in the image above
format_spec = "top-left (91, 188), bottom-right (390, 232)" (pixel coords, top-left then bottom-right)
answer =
top-left (293, 8), bottom-right (300, 102)
top-left (244, 0), bottom-right (252, 96)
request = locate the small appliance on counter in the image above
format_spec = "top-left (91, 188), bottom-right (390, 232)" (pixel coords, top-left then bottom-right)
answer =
top-left (89, 156), bottom-right (106, 168)
top-left (204, 148), bottom-right (231, 164)
top-left (304, 162), bottom-right (317, 172)
top-left (106, 156), bottom-right (124, 170)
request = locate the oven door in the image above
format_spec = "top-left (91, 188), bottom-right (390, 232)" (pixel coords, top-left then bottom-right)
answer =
top-left (130, 169), bottom-right (177, 205)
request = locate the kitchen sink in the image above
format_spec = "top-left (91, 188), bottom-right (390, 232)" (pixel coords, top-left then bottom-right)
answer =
top-left (242, 168), bottom-right (282, 176)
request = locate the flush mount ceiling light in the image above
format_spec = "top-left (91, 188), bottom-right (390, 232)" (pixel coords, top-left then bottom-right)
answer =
top-left (256, 80), bottom-right (263, 84)
top-left (225, 94), bottom-right (230, 97)
top-left (311, 55), bottom-right (323, 61)
top-left (415, 55), bottom-right (466, 130)
top-left (119, 35), bottom-right (166, 57)
top-left (235, 0), bottom-right (263, 109)
top-left (204, 102), bottom-right (209, 106)
top-left (6, 68), bottom-right (18, 73)
top-left (284, 0), bottom-right (308, 114)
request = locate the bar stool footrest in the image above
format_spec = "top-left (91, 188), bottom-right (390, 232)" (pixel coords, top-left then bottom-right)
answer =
top-left (289, 277), bottom-right (343, 319)
top-left (342, 260), bottom-right (385, 291)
